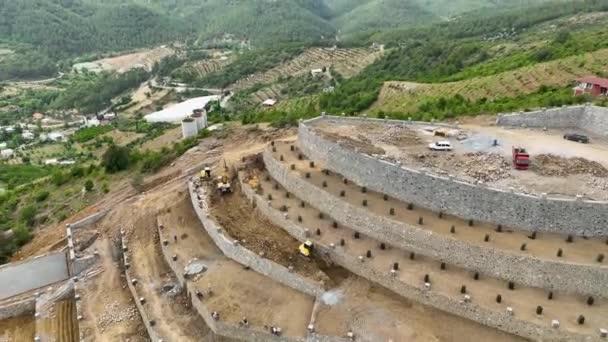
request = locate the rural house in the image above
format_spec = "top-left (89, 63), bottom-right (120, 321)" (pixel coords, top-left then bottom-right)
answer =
top-left (574, 76), bottom-right (608, 97)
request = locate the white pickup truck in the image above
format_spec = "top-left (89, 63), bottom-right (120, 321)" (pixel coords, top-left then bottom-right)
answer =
top-left (428, 141), bottom-right (453, 151)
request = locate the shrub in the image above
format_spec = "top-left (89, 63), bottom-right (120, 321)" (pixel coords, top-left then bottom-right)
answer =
top-left (84, 180), bottom-right (94, 192)
top-left (102, 145), bottom-right (130, 173)
top-left (20, 205), bottom-right (37, 227)
top-left (35, 191), bottom-right (50, 202)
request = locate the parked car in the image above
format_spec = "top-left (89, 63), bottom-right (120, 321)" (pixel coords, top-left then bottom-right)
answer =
top-left (563, 133), bottom-right (589, 143)
top-left (428, 141), bottom-right (453, 151)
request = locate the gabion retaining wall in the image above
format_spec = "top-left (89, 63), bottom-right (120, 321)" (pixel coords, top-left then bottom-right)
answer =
top-left (188, 182), bottom-right (325, 297)
top-left (240, 175), bottom-right (604, 342)
top-left (496, 104), bottom-right (608, 137)
top-left (297, 116), bottom-right (608, 236)
top-left (263, 148), bottom-right (608, 297)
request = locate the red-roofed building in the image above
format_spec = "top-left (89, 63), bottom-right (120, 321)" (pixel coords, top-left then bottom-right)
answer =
top-left (574, 76), bottom-right (608, 97)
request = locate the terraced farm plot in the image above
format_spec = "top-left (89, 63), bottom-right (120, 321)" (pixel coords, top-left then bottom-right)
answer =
top-left (178, 57), bottom-right (235, 79)
top-left (230, 47), bottom-right (384, 92)
top-left (374, 48), bottom-right (608, 113)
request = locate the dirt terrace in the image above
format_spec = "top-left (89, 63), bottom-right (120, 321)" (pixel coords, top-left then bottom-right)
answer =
top-left (315, 275), bottom-right (523, 342)
top-left (312, 120), bottom-right (608, 200)
top-left (254, 166), bottom-right (608, 335)
top-left (208, 174), bottom-right (523, 341)
top-left (76, 237), bottom-right (147, 342)
top-left (115, 181), bottom-right (212, 341)
top-left (274, 143), bottom-right (607, 265)
top-left (157, 184), bottom-right (313, 338)
top-left (0, 315), bottom-right (35, 341)
top-left (208, 179), bottom-right (330, 283)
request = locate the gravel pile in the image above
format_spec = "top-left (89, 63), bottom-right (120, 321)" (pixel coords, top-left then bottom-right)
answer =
top-left (98, 302), bottom-right (139, 330)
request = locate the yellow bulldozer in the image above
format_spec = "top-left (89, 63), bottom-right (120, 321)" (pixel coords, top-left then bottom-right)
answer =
top-left (298, 240), bottom-right (314, 258)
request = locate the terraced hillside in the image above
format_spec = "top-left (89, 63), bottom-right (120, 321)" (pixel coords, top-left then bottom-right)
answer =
top-left (373, 48), bottom-right (608, 113)
top-left (177, 57), bottom-right (235, 79)
top-left (230, 47), bottom-right (383, 92)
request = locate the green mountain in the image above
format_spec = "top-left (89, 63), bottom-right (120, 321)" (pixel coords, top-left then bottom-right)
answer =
top-left (186, 0), bottom-right (337, 46)
top-left (0, 0), bottom-right (188, 58)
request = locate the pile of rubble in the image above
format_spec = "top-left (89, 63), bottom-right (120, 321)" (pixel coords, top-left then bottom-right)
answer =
top-left (533, 154), bottom-right (608, 177)
top-left (409, 151), bottom-right (510, 183)
top-left (457, 152), bottom-right (511, 183)
top-left (98, 301), bottom-right (139, 330)
top-left (375, 125), bottom-right (422, 146)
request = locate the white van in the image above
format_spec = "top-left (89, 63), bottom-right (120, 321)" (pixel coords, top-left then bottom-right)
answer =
top-left (428, 141), bottom-right (453, 151)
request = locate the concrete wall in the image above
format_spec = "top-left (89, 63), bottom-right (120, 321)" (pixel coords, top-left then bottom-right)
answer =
top-left (0, 297), bottom-right (36, 320)
top-left (240, 178), bottom-right (602, 342)
top-left (157, 206), bottom-right (347, 342)
top-left (67, 210), bottom-right (108, 230)
top-left (66, 225), bottom-right (98, 277)
top-left (263, 149), bottom-right (608, 297)
top-left (496, 104), bottom-right (608, 138)
top-left (188, 182), bottom-right (325, 298)
top-left (0, 251), bottom-right (70, 301)
top-left (297, 117), bottom-right (608, 236)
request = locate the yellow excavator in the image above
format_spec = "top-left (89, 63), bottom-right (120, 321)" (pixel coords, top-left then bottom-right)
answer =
top-left (216, 174), bottom-right (232, 194)
top-left (200, 166), bottom-right (212, 182)
top-left (298, 240), bottom-right (314, 257)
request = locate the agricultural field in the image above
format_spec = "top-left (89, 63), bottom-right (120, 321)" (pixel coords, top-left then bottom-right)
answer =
top-left (230, 47), bottom-right (384, 92)
top-left (373, 48), bottom-right (608, 113)
top-left (175, 56), bottom-right (235, 80)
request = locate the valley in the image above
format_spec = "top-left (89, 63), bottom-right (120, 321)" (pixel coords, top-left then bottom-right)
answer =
top-left (1, 1), bottom-right (608, 341)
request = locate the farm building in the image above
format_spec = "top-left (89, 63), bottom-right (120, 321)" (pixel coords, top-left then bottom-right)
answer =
top-left (145, 96), bottom-right (219, 123)
top-left (1, 149), bottom-right (14, 159)
top-left (262, 99), bottom-right (277, 107)
top-left (574, 76), bottom-right (608, 96)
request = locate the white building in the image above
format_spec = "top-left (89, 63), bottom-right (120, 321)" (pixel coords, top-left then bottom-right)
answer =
top-left (181, 117), bottom-right (198, 139)
top-left (191, 109), bottom-right (207, 131)
top-left (103, 113), bottom-right (116, 120)
top-left (84, 117), bottom-right (100, 127)
top-left (145, 96), bottom-right (221, 123)
top-left (44, 158), bottom-right (59, 165)
top-left (1, 149), bottom-right (14, 159)
top-left (48, 132), bottom-right (65, 142)
top-left (311, 68), bottom-right (324, 76)
top-left (22, 131), bottom-right (35, 140)
top-left (262, 99), bottom-right (277, 107)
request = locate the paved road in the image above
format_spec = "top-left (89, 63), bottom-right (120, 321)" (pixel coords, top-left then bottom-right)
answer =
top-left (0, 252), bottom-right (69, 300)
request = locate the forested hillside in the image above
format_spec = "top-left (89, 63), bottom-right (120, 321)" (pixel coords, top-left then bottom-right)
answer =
top-left (0, 0), bottom-right (603, 82)
top-left (0, 0), bottom-right (188, 58)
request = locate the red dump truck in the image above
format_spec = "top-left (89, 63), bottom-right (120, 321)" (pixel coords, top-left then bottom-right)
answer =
top-left (512, 147), bottom-right (530, 170)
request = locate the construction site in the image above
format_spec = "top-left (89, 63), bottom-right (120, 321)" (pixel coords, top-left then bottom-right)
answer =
top-left (1, 105), bottom-right (608, 342)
